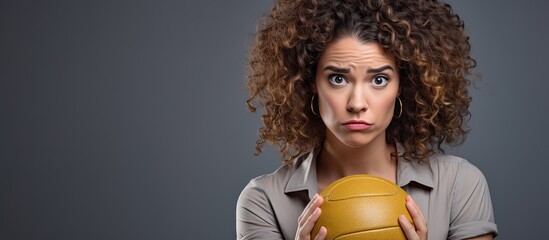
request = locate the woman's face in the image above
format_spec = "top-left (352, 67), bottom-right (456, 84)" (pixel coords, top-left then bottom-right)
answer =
top-left (314, 36), bottom-right (399, 148)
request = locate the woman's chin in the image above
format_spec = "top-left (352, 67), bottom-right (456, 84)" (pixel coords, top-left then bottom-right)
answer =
top-left (339, 138), bottom-right (375, 149)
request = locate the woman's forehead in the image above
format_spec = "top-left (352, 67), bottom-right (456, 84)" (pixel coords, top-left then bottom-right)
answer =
top-left (318, 37), bottom-right (396, 68)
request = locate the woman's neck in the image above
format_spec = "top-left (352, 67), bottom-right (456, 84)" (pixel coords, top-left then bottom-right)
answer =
top-left (316, 133), bottom-right (398, 190)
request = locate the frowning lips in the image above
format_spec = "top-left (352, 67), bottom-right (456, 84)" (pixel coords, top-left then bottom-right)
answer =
top-left (342, 120), bottom-right (372, 130)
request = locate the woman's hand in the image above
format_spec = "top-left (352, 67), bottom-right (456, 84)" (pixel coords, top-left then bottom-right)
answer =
top-left (295, 194), bottom-right (327, 240)
top-left (398, 195), bottom-right (428, 240)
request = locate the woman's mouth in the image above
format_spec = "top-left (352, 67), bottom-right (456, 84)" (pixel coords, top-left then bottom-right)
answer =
top-left (342, 120), bottom-right (372, 131)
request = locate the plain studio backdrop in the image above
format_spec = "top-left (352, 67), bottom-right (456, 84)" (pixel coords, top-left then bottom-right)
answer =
top-left (1, 0), bottom-right (548, 239)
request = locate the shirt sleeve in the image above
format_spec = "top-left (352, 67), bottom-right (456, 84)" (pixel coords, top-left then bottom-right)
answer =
top-left (447, 161), bottom-right (498, 239)
top-left (236, 178), bottom-right (285, 240)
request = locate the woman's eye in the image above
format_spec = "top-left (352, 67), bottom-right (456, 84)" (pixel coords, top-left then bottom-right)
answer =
top-left (328, 74), bottom-right (348, 86)
top-left (371, 75), bottom-right (389, 88)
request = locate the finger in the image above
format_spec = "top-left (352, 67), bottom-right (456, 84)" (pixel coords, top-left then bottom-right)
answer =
top-left (398, 214), bottom-right (418, 240)
top-left (298, 194), bottom-right (323, 226)
top-left (313, 226), bottom-right (327, 240)
top-left (296, 207), bottom-right (323, 239)
top-left (300, 207), bottom-right (322, 237)
top-left (405, 196), bottom-right (427, 237)
top-left (299, 194), bottom-right (319, 223)
top-left (407, 196), bottom-right (426, 222)
top-left (406, 196), bottom-right (426, 226)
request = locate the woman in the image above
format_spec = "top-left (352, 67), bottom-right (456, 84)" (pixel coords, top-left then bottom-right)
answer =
top-left (237, 0), bottom-right (498, 239)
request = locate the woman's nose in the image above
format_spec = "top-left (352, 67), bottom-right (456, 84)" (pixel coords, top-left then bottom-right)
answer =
top-left (346, 87), bottom-right (367, 113)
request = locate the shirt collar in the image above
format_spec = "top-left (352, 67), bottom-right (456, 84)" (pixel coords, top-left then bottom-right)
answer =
top-left (284, 151), bottom-right (318, 200)
top-left (396, 143), bottom-right (434, 189)
top-left (284, 144), bottom-right (434, 199)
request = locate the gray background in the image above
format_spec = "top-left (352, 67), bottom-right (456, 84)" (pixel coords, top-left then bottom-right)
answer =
top-left (1, 0), bottom-right (548, 239)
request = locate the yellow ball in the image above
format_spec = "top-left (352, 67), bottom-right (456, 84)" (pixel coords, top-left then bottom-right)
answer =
top-left (312, 174), bottom-right (412, 240)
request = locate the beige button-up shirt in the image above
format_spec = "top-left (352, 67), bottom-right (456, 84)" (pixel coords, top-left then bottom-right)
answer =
top-left (236, 145), bottom-right (498, 239)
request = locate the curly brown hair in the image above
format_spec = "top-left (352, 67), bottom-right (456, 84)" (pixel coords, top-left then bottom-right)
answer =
top-left (246, 0), bottom-right (475, 165)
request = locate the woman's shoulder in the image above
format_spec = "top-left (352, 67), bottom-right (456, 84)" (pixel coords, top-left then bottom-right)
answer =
top-left (426, 154), bottom-right (498, 237)
top-left (236, 156), bottom-right (314, 239)
top-left (244, 162), bottom-right (296, 189)
top-left (428, 153), bottom-right (486, 177)
top-left (235, 162), bottom-right (298, 239)
top-left (425, 153), bottom-right (491, 192)
top-left (238, 157), bottom-right (305, 198)
top-left (400, 152), bottom-right (487, 184)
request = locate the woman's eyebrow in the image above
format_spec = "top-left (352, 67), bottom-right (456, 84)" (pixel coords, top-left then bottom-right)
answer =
top-left (323, 66), bottom-right (350, 73)
top-left (323, 65), bottom-right (394, 73)
top-left (367, 65), bottom-right (394, 73)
